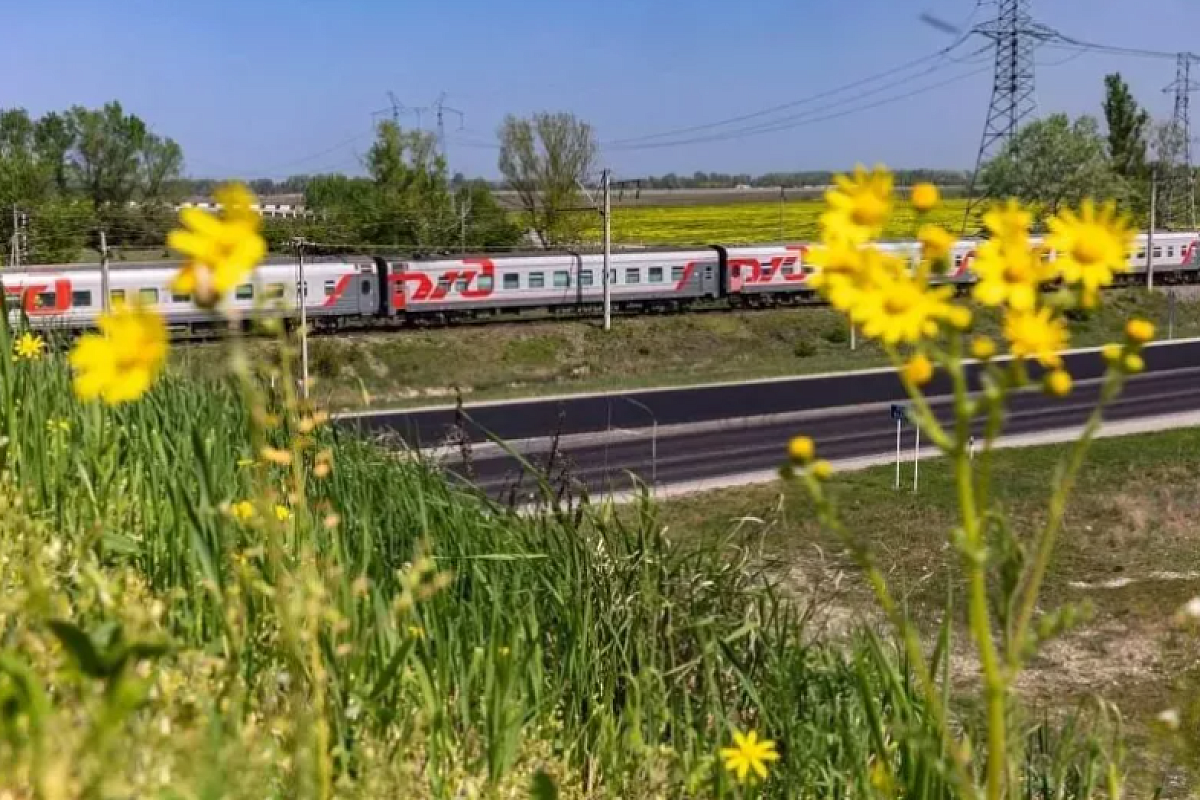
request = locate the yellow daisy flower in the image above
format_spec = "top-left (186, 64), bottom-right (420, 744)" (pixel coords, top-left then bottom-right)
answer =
top-left (1125, 318), bottom-right (1154, 344)
top-left (168, 182), bottom-right (266, 309)
top-left (854, 267), bottom-right (954, 345)
top-left (1004, 307), bottom-right (1069, 368)
top-left (910, 182), bottom-right (940, 212)
top-left (788, 436), bottom-right (815, 463)
top-left (820, 165), bottom-right (893, 243)
top-left (720, 729), bottom-right (780, 783)
top-left (231, 500), bottom-right (255, 522)
top-left (1046, 199), bottom-right (1133, 298)
top-left (69, 305), bottom-right (168, 405)
top-left (983, 199), bottom-right (1033, 246)
top-left (13, 332), bottom-right (45, 361)
top-left (1044, 369), bottom-right (1072, 397)
top-left (274, 504), bottom-right (292, 522)
top-left (903, 353), bottom-right (935, 385)
top-left (811, 460), bottom-right (833, 481)
top-left (918, 224), bottom-right (955, 264)
top-left (972, 239), bottom-right (1053, 311)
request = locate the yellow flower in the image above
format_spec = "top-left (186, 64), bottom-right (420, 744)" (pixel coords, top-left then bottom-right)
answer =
top-left (983, 199), bottom-right (1032, 246)
top-left (69, 305), bottom-right (168, 405)
top-left (1044, 369), bottom-right (1072, 397)
top-left (903, 353), bottom-right (934, 385)
top-left (168, 182), bottom-right (266, 308)
top-left (1123, 353), bottom-right (1145, 373)
top-left (1046, 199), bottom-right (1133, 298)
top-left (1126, 318), bottom-right (1154, 345)
top-left (972, 239), bottom-right (1051, 311)
top-left (1101, 343), bottom-right (1122, 363)
top-left (273, 504), bottom-right (291, 522)
top-left (1004, 308), bottom-right (1069, 368)
top-left (854, 264), bottom-right (955, 345)
top-left (788, 436), bottom-right (815, 463)
top-left (811, 460), bottom-right (833, 481)
top-left (971, 336), bottom-right (997, 361)
top-left (13, 332), bottom-right (45, 361)
top-left (910, 183), bottom-right (940, 212)
top-left (946, 305), bottom-right (972, 330)
top-left (820, 165), bottom-right (893, 243)
top-left (231, 500), bottom-right (255, 522)
top-left (260, 446), bottom-right (293, 465)
top-left (720, 729), bottom-right (780, 783)
top-left (918, 224), bottom-right (954, 264)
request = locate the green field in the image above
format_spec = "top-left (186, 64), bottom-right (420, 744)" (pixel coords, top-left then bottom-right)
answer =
top-left (591, 198), bottom-right (971, 246)
top-left (172, 287), bottom-right (1200, 410)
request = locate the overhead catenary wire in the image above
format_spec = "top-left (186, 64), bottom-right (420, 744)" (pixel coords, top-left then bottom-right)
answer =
top-left (602, 34), bottom-right (981, 147)
top-left (606, 60), bottom-right (993, 151)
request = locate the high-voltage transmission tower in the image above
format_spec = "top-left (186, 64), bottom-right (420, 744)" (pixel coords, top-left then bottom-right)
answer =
top-left (430, 92), bottom-right (464, 171)
top-left (961, 0), bottom-right (1058, 232)
top-left (1159, 53), bottom-right (1199, 230)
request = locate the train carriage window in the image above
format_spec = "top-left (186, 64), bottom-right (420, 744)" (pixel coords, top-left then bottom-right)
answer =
top-left (361, 279), bottom-right (372, 294)
top-left (649, 267), bottom-right (664, 283)
top-left (704, 265), bottom-right (714, 280)
top-left (1137, 250), bottom-right (1146, 260)
top-left (172, 291), bottom-right (191, 303)
top-left (110, 289), bottom-right (126, 305)
top-left (455, 278), bottom-right (470, 293)
top-left (72, 290), bottom-right (93, 306)
top-left (139, 288), bottom-right (159, 304)
top-left (553, 271), bottom-right (570, 288)
top-left (609, 269), bottom-right (617, 284)
top-left (503, 273), bottom-right (519, 290)
top-left (671, 266), bottom-right (685, 282)
top-left (1168, 246), bottom-right (1176, 257)
top-left (266, 283), bottom-right (286, 300)
top-left (625, 268), bottom-right (641, 284)
top-left (35, 291), bottom-right (55, 308)
top-left (580, 270), bottom-right (594, 287)
top-left (529, 272), bottom-right (545, 289)
top-left (235, 284), bottom-right (254, 300)
top-left (324, 280), bottom-right (337, 297)
top-left (1154, 247), bottom-right (1162, 258)
top-left (477, 275), bottom-right (493, 291)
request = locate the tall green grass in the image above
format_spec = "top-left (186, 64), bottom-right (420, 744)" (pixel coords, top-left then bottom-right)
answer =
top-left (0, 321), bottom-right (1116, 798)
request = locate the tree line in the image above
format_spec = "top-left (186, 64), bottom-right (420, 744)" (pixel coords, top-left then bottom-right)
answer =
top-left (2, 75), bottom-right (1193, 265)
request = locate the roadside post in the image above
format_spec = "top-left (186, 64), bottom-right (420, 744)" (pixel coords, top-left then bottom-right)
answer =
top-left (1169, 289), bottom-right (1176, 340)
top-left (891, 403), bottom-right (905, 490)
top-left (913, 423), bottom-right (921, 492)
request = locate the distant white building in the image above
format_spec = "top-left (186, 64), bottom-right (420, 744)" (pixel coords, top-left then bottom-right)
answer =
top-left (176, 193), bottom-right (308, 219)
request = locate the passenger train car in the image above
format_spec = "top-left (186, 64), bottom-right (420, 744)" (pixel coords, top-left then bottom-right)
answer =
top-left (3, 231), bottom-right (1197, 334)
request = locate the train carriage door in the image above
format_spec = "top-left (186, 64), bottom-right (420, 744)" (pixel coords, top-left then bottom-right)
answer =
top-left (357, 265), bottom-right (375, 315)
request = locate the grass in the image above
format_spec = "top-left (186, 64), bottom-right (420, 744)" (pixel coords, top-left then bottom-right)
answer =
top-left (589, 198), bottom-right (971, 246)
top-left (0, 320), bottom-right (1122, 798)
top-left (171, 287), bottom-right (1200, 410)
top-left (658, 425), bottom-right (1200, 789)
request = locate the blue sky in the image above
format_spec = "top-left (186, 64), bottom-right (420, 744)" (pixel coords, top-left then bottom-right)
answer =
top-left (4, 0), bottom-right (1198, 180)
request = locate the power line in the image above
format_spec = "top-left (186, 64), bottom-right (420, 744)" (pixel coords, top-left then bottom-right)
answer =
top-left (601, 35), bottom-right (979, 147)
top-left (605, 60), bottom-right (992, 151)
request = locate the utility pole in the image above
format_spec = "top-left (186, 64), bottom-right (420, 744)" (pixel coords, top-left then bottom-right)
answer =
top-left (100, 230), bottom-right (110, 312)
top-left (602, 169), bottom-right (612, 331)
top-left (430, 92), bottom-right (464, 173)
top-left (293, 237), bottom-right (309, 399)
top-left (961, 0), bottom-right (1057, 232)
top-left (1161, 53), bottom-right (1199, 230)
top-left (778, 186), bottom-right (785, 240)
top-left (1147, 169), bottom-right (1158, 290)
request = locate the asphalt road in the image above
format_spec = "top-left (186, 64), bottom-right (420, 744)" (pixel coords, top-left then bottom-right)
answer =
top-left (339, 339), bottom-right (1200, 448)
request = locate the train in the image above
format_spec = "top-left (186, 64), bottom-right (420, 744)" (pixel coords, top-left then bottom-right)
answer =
top-left (2, 231), bottom-right (1197, 335)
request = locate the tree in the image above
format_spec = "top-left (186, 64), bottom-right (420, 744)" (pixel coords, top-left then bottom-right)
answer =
top-left (363, 121), bottom-right (453, 250)
top-left (978, 114), bottom-right (1122, 223)
top-left (1103, 73), bottom-right (1150, 181)
top-left (66, 102), bottom-right (183, 220)
top-left (454, 179), bottom-right (524, 251)
top-left (497, 112), bottom-right (596, 246)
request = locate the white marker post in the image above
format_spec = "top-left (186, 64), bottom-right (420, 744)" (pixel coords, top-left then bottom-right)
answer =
top-left (913, 425), bottom-right (921, 492)
top-left (891, 404), bottom-right (905, 490)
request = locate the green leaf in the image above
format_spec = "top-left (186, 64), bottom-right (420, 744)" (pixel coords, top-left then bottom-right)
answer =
top-left (48, 620), bottom-right (107, 678)
top-left (530, 769), bottom-right (559, 800)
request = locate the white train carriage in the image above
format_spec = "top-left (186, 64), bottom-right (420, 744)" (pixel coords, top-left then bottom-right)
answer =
top-left (2, 260), bottom-right (375, 332)
top-left (384, 249), bottom-right (722, 318)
